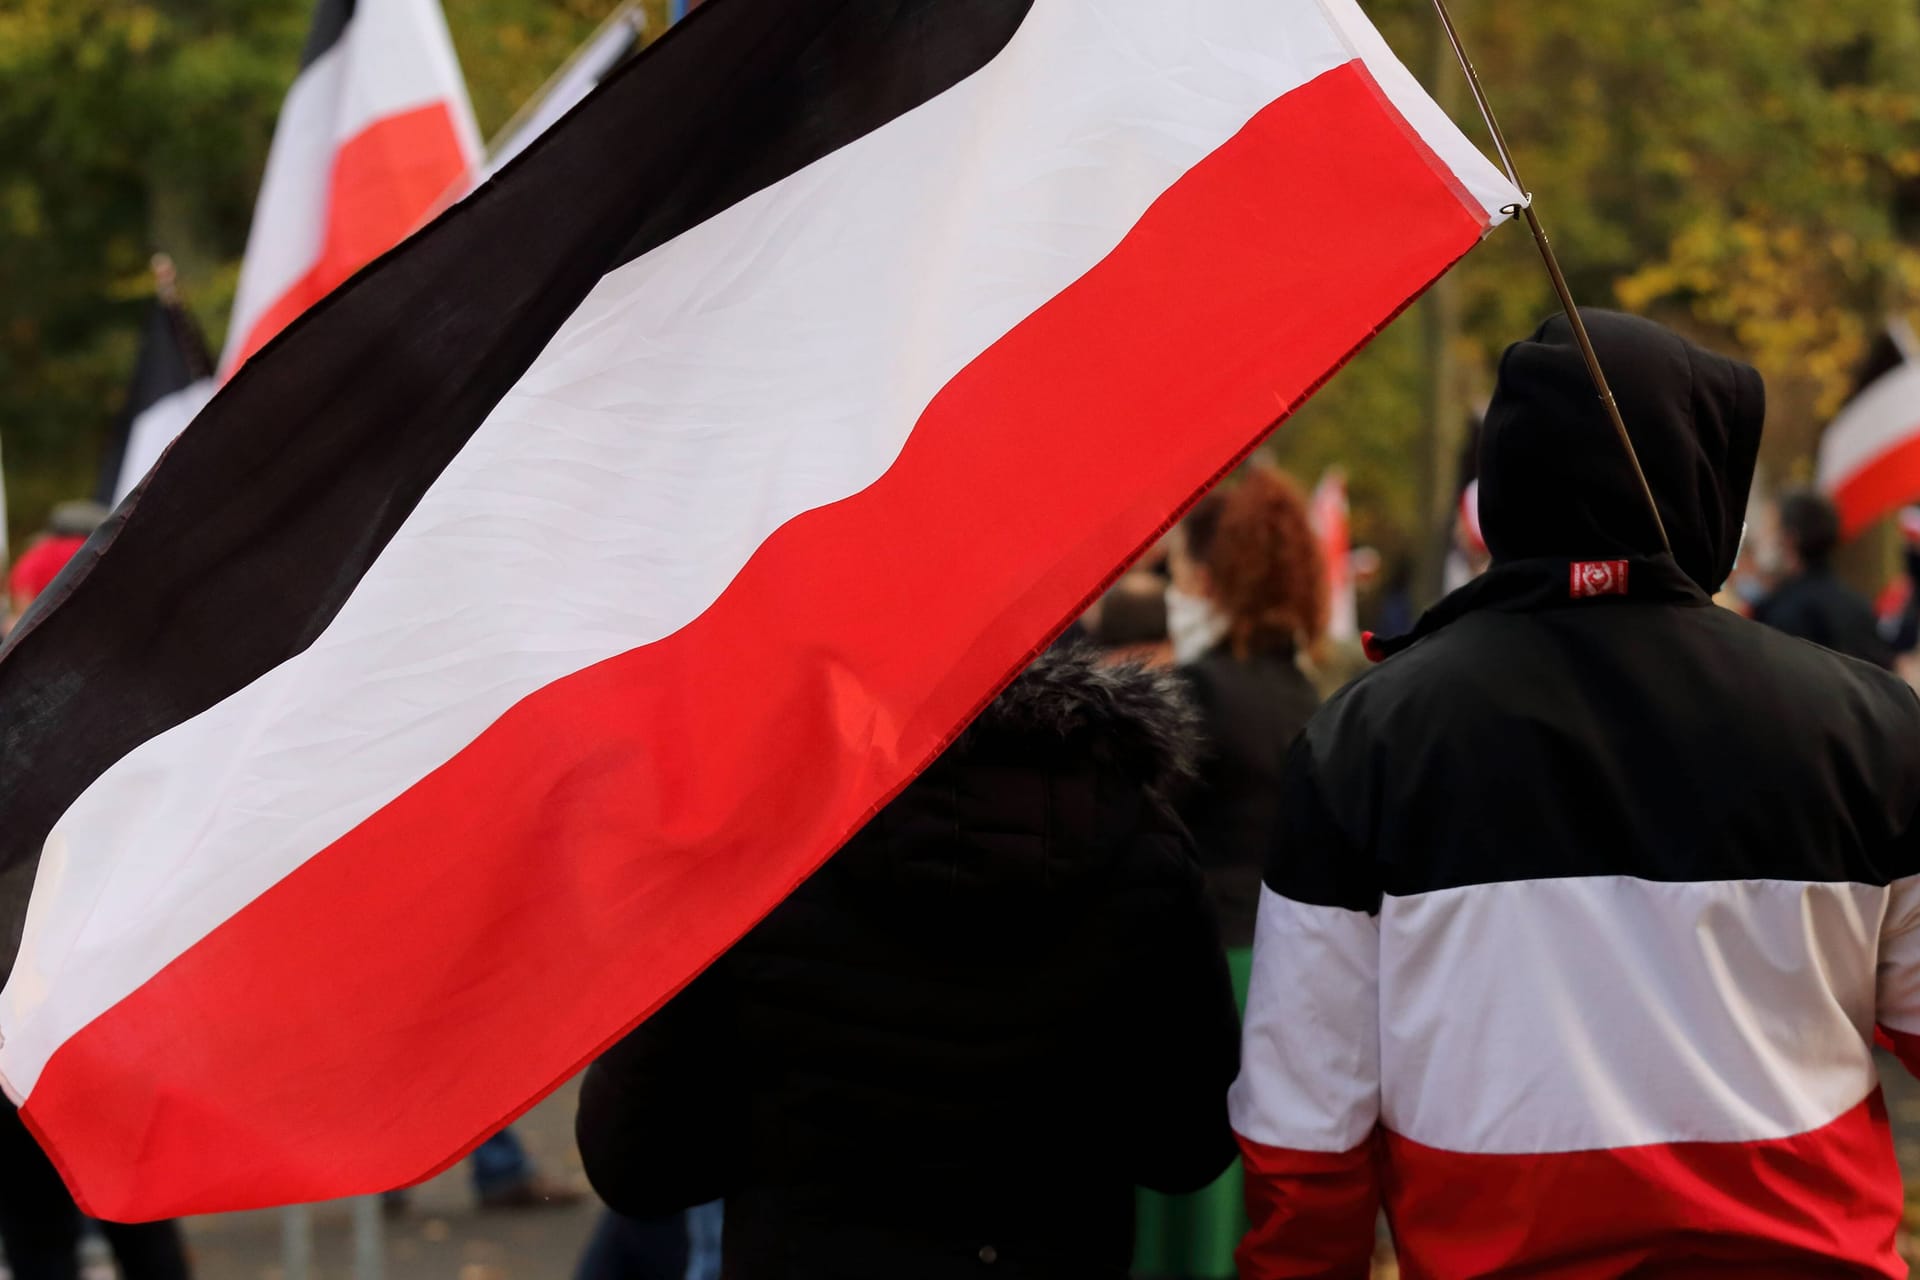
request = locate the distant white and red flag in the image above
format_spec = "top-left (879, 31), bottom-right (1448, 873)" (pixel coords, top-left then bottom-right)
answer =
top-left (1311, 469), bottom-right (1358, 642)
top-left (1818, 321), bottom-right (1920, 538)
top-left (97, 260), bottom-right (216, 506)
top-left (219, 0), bottom-right (480, 377)
top-left (0, 0), bottom-right (1515, 1221)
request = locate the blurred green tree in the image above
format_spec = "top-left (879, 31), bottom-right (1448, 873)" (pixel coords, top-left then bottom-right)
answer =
top-left (1271, 0), bottom-right (1920, 601)
top-left (5, 0), bottom-right (1920, 591)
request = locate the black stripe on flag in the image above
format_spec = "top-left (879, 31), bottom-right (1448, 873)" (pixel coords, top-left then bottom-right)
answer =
top-left (299, 0), bottom-right (356, 71)
top-left (95, 298), bottom-right (215, 504)
top-left (0, 0), bottom-right (1036, 978)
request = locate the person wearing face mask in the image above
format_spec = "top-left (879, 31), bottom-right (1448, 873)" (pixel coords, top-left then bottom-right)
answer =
top-left (1136, 466), bottom-right (1325, 1280)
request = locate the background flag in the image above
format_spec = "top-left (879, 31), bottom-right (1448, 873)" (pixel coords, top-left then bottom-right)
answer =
top-left (0, 0), bottom-right (1515, 1221)
top-left (219, 0), bottom-right (481, 377)
top-left (1312, 469), bottom-right (1358, 643)
top-left (484, 2), bottom-right (645, 177)
top-left (1818, 319), bottom-right (1920, 537)
top-left (97, 258), bottom-right (216, 506)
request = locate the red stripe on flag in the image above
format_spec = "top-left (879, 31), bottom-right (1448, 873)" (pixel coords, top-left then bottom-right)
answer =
top-left (27, 62), bottom-right (1486, 1219)
top-left (226, 103), bottom-right (471, 375)
top-left (1832, 427), bottom-right (1920, 539)
top-left (1381, 1093), bottom-right (1903, 1279)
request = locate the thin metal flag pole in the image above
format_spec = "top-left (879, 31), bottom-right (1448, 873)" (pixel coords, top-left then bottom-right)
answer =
top-left (1428, 0), bottom-right (1673, 556)
top-left (482, 0), bottom-right (647, 164)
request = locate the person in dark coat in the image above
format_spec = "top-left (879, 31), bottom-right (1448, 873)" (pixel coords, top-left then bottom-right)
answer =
top-left (1235, 311), bottom-right (1920, 1278)
top-left (1164, 466), bottom-right (1327, 952)
top-left (1752, 489), bottom-right (1893, 667)
top-left (575, 650), bottom-right (1240, 1280)
top-left (1137, 465), bottom-right (1325, 1280)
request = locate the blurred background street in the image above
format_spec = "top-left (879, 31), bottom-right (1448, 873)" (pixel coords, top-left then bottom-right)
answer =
top-left (179, 1080), bottom-right (593, 1280)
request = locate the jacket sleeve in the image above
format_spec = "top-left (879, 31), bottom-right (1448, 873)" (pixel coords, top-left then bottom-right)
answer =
top-left (1118, 811), bottom-right (1246, 1195)
top-left (1879, 871), bottom-right (1920, 1075)
top-left (1229, 735), bottom-right (1382, 1280)
top-left (575, 963), bottom-right (739, 1218)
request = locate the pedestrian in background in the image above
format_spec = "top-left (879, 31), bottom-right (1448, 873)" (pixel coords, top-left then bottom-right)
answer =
top-left (1135, 466), bottom-right (1325, 1280)
top-left (1090, 571), bottom-right (1174, 667)
top-left (1753, 488), bottom-right (1892, 667)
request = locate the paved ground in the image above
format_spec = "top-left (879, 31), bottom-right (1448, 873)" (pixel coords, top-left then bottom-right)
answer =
top-left (13, 1055), bottom-right (1920, 1278)
top-left (180, 1078), bottom-right (599, 1280)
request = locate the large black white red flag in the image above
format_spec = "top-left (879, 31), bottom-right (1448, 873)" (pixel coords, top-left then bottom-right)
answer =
top-left (1818, 321), bottom-right (1920, 538)
top-left (0, 0), bottom-right (1514, 1219)
top-left (219, 0), bottom-right (480, 376)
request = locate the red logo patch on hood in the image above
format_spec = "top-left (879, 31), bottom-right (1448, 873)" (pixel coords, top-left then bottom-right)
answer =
top-left (1570, 560), bottom-right (1629, 599)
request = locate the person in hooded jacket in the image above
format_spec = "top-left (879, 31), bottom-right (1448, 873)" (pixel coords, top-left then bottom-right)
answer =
top-left (576, 648), bottom-right (1240, 1280)
top-left (1231, 311), bottom-right (1920, 1279)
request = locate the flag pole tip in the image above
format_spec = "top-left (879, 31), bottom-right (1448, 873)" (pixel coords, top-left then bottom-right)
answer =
top-left (151, 254), bottom-right (178, 302)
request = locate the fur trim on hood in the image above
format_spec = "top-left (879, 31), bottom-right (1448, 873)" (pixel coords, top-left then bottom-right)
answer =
top-left (953, 645), bottom-right (1199, 798)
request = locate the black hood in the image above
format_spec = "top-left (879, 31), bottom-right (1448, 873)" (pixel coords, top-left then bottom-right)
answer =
top-left (1480, 310), bottom-right (1765, 594)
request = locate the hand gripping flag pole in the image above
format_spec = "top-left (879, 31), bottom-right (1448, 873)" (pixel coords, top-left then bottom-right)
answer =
top-left (1429, 0), bottom-right (1673, 557)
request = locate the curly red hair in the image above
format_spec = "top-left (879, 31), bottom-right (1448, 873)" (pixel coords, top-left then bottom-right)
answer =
top-left (1187, 465), bottom-right (1328, 657)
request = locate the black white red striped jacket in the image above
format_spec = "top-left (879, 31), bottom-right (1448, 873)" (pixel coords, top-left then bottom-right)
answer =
top-left (1231, 313), bottom-right (1920, 1278)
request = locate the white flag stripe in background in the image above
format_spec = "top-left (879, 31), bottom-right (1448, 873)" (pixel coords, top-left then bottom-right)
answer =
top-left (1819, 356), bottom-right (1920, 537)
top-left (1312, 469), bottom-right (1358, 643)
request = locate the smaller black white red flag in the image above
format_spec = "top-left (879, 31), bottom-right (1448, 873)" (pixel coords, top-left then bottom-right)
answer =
top-left (1819, 320), bottom-right (1920, 538)
top-left (219, 0), bottom-right (480, 377)
top-left (97, 263), bottom-right (216, 506)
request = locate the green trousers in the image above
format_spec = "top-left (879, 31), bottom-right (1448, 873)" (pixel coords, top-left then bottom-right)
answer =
top-left (1132, 945), bottom-right (1254, 1280)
